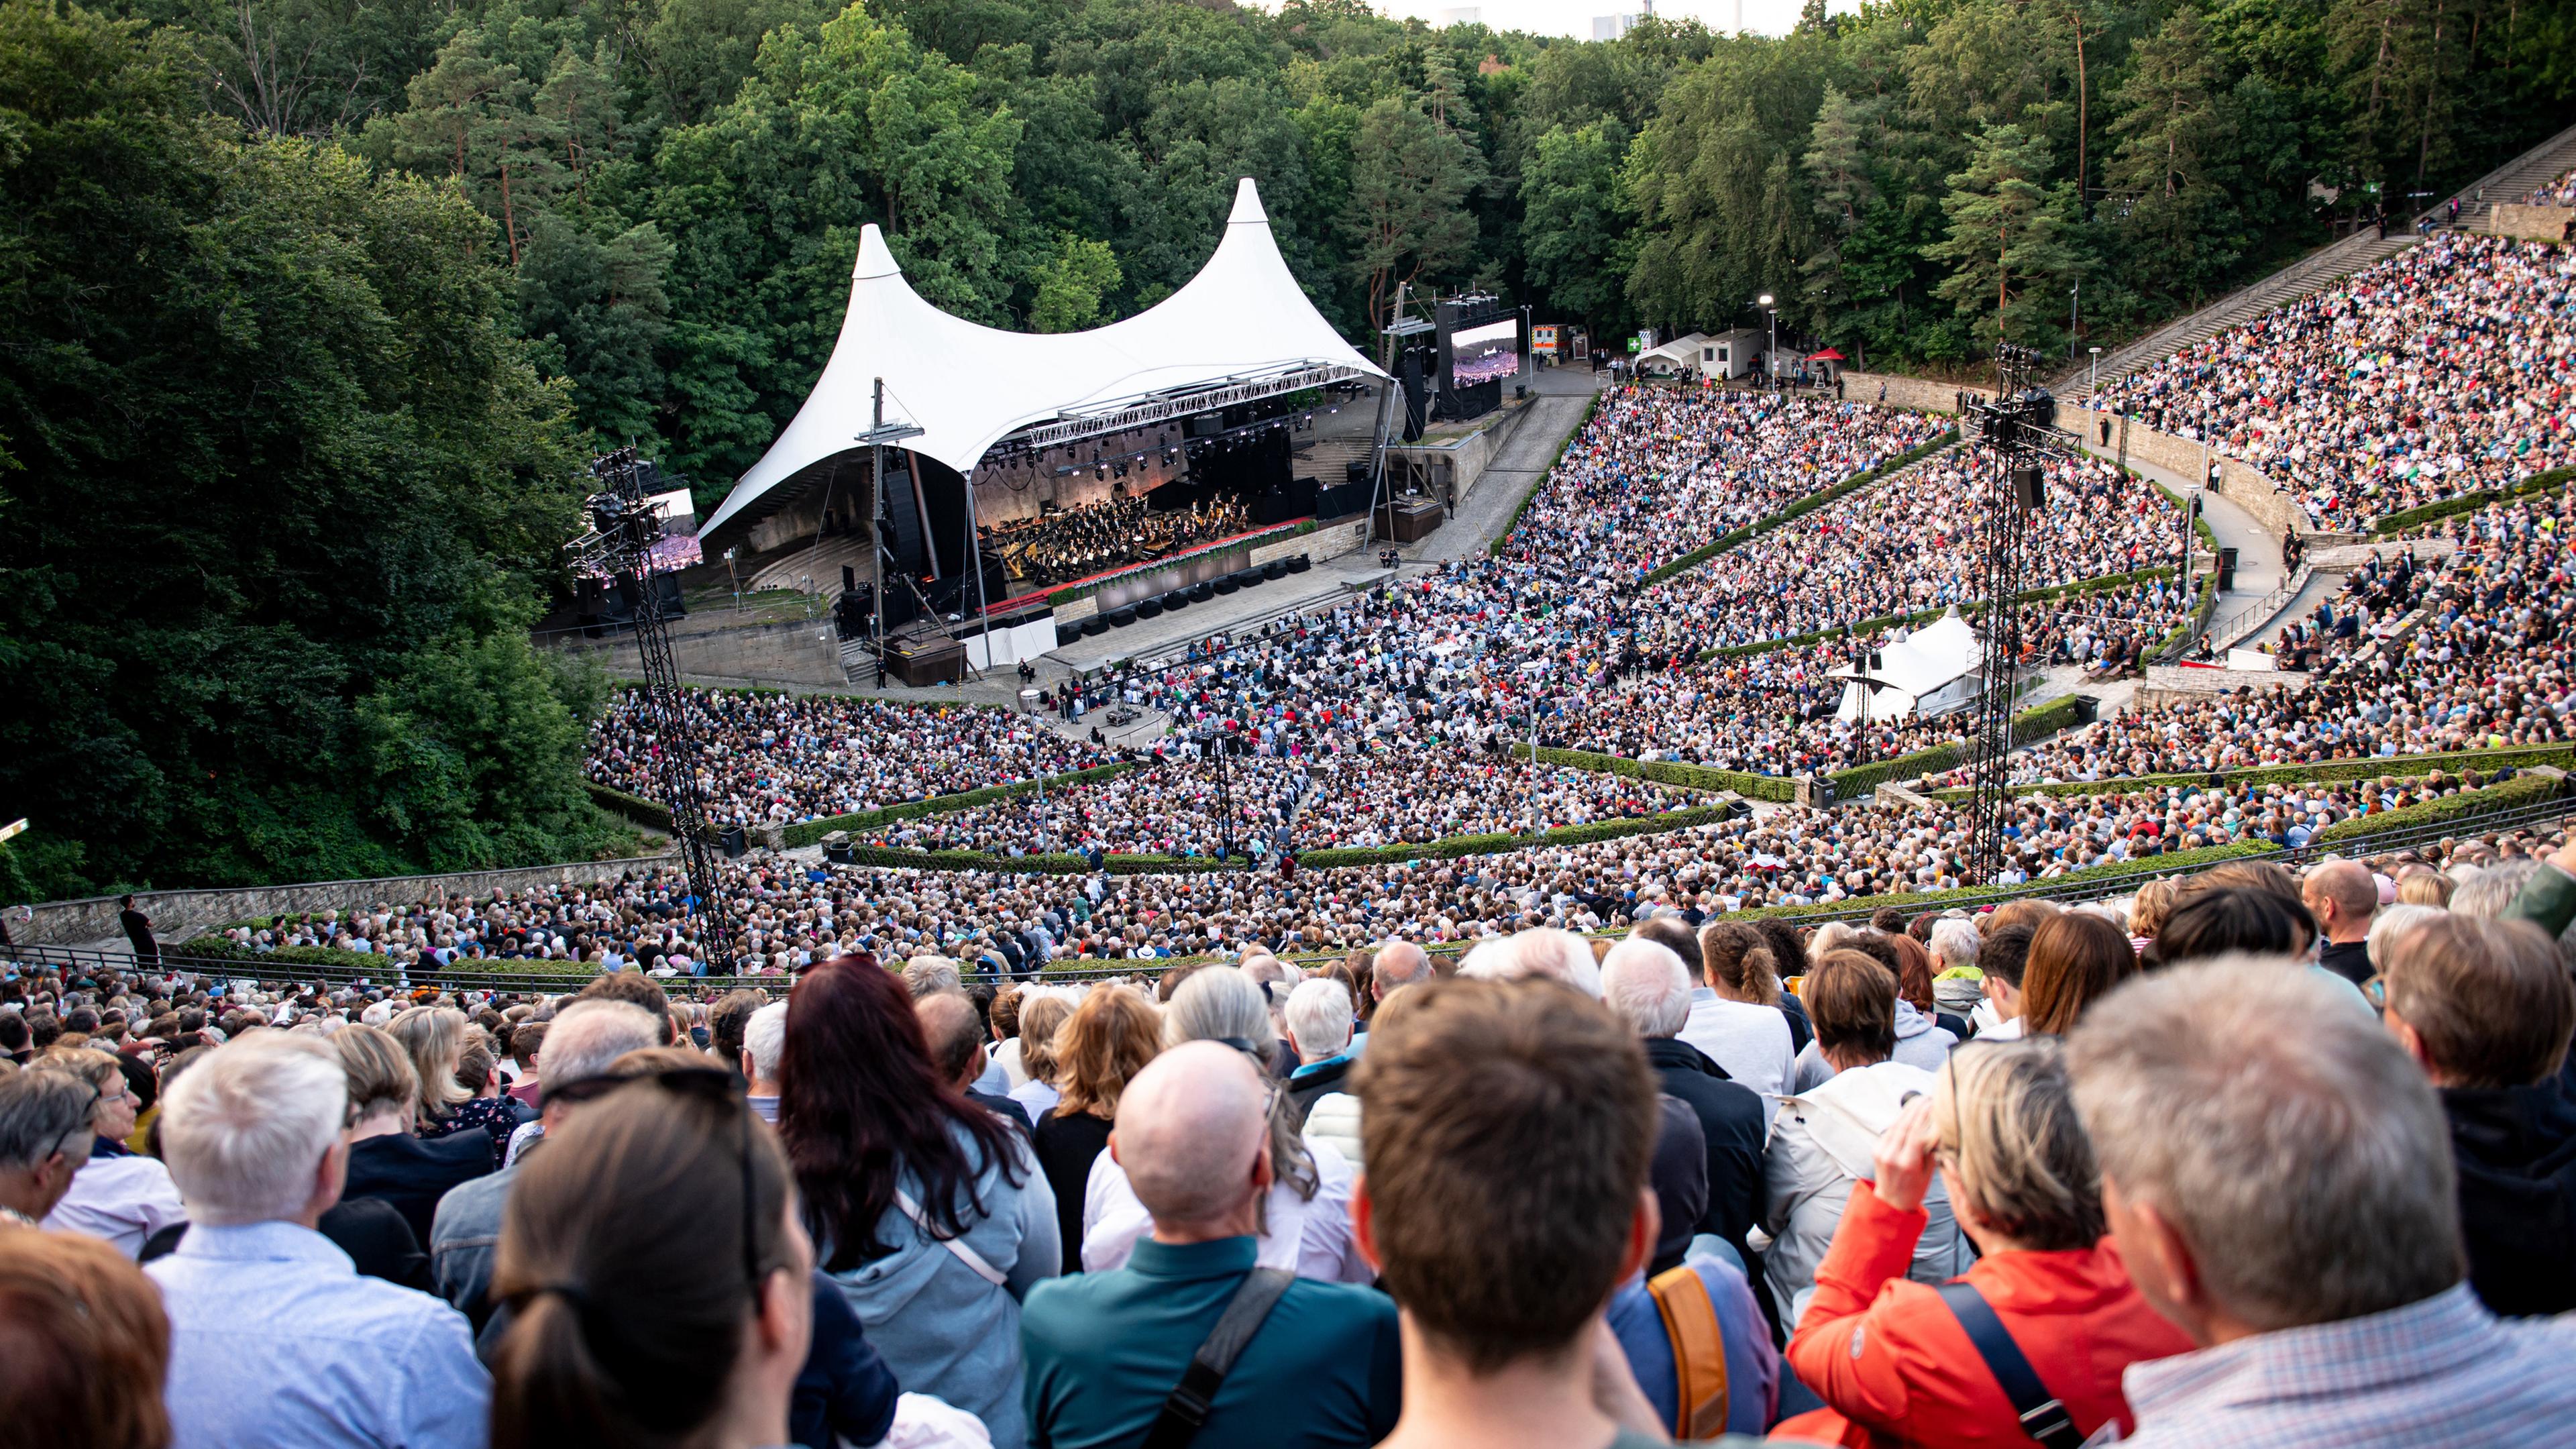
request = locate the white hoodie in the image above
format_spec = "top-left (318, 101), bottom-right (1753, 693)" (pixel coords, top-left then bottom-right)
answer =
top-left (1760, 1059), bottom-right (1975, 1328)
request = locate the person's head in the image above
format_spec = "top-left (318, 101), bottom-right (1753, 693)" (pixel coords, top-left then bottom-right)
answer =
top-left (2019, 912), bottom-right (2138, 1037)
top-left (157, 1034), bottom-right (347, 1229)
top-left (330, 1024), bottom-right (419, 1131)
top-left (511, 1020), bottom-right (550, 1078)
top-left (902, 957), bottom-right (961, 998)
top-left (1697, 920), bottom-right (1781, 1006)
top-left (1456, 927), bottom-right (1602, 998)
top-left (1928, 916), bottom-right (1980, 972)
top-left (1599, 938), bottom-right (1694, 1040)
top-left (708, 989), bottom-right (766, 1069)
top-left (2380, 914), bottom-right (2576, 1089)
top-left (1931, 1040), bottom-right (2104, 1252)
top-left (1628, 914), bottom-right (1696, 968)
top-left (386, 1006), bottom-right (469, 1121)
top-left (1886, 931), bottom-right (1939, 1014)
top-left (0, 1072), bottom-right (101, 1220)
top-left (490, 1074), bottom-right (810, 1449)
top-left (1014, 994), bottom-right (1073, 1086)
top-left (1986, 896), bottom-right (2061, 935)
top-left (2301, 859), bottom-right (2379, 944)
top-left (2154, 885), bottom-right (2314, 965)
top-left (1109, 1040), bottom-right (1273, 1239)
top-left (1161, 969), bottom-right (1272, 1063)
top-left (1371, 939), bottom-right (1434, 1004)
top-left (1352, 979), bottom-right (1658, 1375)
top-left (2365, 902), bottom-right (2444, 973)
top-left (740, 1002), bottom-right (788, 1093)
top-left (2447, 857), bottom-right (2538, 919)
top-left (0, 1228), bottom-right (172, 1449)
top-left (30, 1046), bottom-right (137, 1142)
top-left (780, 955), bottom-right (1021, 1271)
top-left (989, 987), bottom-right (1023, 1043)
top-left (536, 1000), bottom-right (665, 1122)
top-left (2068, 963), bottom-right (2463, 1344)
top-left (1055, 984), bottom-right (1162, 1118)
top-left (2394, 867), bottom-right (2454, 908)
top-left (914, 991), bottom-right (987, 1091)
top-left (575, 972), bottom-right (676, 1042)
top-left (1282, 978), bottom-right (1355, 1065)
top-left (2179, 862), bottom-right (2315, 949)
top-left (1805, 951), bottom-right (1898, 1071)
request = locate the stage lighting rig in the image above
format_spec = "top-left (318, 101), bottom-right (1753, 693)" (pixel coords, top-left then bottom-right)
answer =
top-left (1959, 343), bottom-right (2084, 885)
top-left (568, 447), bottom-right (737, 961)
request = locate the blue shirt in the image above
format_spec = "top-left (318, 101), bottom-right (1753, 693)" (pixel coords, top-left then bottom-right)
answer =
top-left (1607, 1256), bottom-right (1781, 1438)
top-left (147, 1220), bottom-right (491, 1449)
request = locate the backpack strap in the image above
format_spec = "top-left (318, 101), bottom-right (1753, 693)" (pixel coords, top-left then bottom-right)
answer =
top-left (1934, 1281), bottom-right (2083, 1449)
top-left (1646, 1264), bottom-right (1731, 1440)
top-left (1139, 1268), bottom-right (1295, 1449)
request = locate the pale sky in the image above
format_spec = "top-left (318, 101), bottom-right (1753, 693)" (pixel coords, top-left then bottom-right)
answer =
top-left (1360, 0), bottom-right (1853, 40)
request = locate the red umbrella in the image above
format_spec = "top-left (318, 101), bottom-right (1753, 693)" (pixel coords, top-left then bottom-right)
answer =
top-left (1807, 347), bottom-right (1847, 361)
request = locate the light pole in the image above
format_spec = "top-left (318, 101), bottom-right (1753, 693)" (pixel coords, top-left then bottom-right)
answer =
top-left (2069, 280), bottom-right (2080, 361)
top-left (1757, 293), bottom-right (1778, 389)
top-left (2088, 346), bottom-right (2102, 408)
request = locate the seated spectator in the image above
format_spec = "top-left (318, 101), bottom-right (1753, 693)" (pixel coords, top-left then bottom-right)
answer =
top-left (918, 991), bottom-right (1032, 1131)
top-left (1083, 967), bottom-right (1365, 1281)
top-left (1352, 974), bottom-right (1773, 1449)
top-left (786, 955), bottom-right (1057, 1449)
top-left (742, 1001), bottom-right (787, 1123)
top-left (333, 1024), bottom-right (491, 1246)
top-left (30, 1047), bottom-right (184, 1257)
top-left (1766, 953), bottom-right (1973, 1326)
top-left (2302, 859), bottom-right (2381, 987)
top-left (1778, 1040), bottom-right (2192, 1447)
top-left (392, 1006), bottom-right (526, 1169)
top-left (1679, 922), bottom-right (1799, 1126)
top-left (2154, 883), bottom-right (2375, 1012)
top-left (1601, 938), bottom-right (1766, 1271)
top-left (146, 1034), bottom-right (488, 1448)
top-left (1792, 945), bottom-right (1955, 1091)
top-left (2019, 911), bottom-right (2139, 1037)
top-left (486, 1057), bottom-right (827, 1449)
top-left (2068, 964), bottom-right (2576, 1442)
top-left (0, 1071), bottom-right (100, 1230)
top-left (1035, 985), bottom-right (1159, 1275)
top-left (1605, 1091), bottom-right (1780, 1438)
top-left (500, 1020), bottom-right (545, 1111)
top-left (1008, 994), bottom-right (1073, 1123)
top-left (1972, 921), bottom-right (2035, 1039)
top-left (1023, 1040), bottom-right (1401, 1448)
top-left (0, 1227), bottom-right (172, 1449)
top-left (2379, 913), bottom-right (2576, 1317)
top-left (1283, 978), bottom-right (1359, 1128)
top-left (430, 999), bottom-right (665, 1335)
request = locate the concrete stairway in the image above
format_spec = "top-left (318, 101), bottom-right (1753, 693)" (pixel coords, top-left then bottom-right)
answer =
top-left (2059, 117), bottom-right (2576, 396)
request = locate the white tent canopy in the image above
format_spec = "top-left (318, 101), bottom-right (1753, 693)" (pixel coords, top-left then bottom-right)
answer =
top-left (1636, 332), bottom-right (1711, 373)
top-left (701, 177), bottom-right (1385, 546)
top-left (1832, 610), bottom-right (1984, 723)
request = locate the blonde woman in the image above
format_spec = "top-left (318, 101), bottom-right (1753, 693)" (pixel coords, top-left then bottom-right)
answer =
top-left (388, 1006), bottom-right (527, 1169)
top-left (1032, 985), bottom-right (1159, 1274)
top-left (1776, 1040), bottom-right (2190, 1448)
top-left (334, 1023), bottom-right (491, 1246)
top-left (1007, 994), bottom-right (1075, 1122)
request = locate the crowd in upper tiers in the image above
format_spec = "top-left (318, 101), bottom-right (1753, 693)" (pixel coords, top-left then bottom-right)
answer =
top-left (2096, 232), bottom-right (2575, 529)
top-left (2530, 166), bottom-right (2576, 207)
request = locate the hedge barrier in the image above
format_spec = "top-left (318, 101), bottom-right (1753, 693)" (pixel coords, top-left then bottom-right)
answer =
top-left (585, 782), bottom-right (674, 832)
top-left (777, 762), bottom-right (1143, 850)
top-left (1487, 390), bottom-right (1603, 557)
top-left (1925, 745), bottom-right (2576, 802)
top-left (1638, 431), bottom-right (1959, 590)
top-left (1513, 745), bottom-right (1801, 804)
top-left (1818, 693), bottom-right (2092, 800)
top-left (2370, 464), bottom-right (2575, 535)
top-left (2310, 771), bottom-right (2568, 843)
top-left (1717, 839), bottom-right (2285, 921)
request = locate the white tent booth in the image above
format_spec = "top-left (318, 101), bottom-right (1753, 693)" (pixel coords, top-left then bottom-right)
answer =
top-left (1831, 608), bottom-right (1986, 724)
top-left (701, 177), bottom-right (1388, 672)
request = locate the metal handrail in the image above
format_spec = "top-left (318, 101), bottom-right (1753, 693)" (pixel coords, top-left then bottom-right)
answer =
top-left (2208, 564), bottom-right (2314, 655)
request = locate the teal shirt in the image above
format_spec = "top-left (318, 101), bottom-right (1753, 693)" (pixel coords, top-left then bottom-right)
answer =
top-left (1020, 1236), bottom-right (1401, 1449)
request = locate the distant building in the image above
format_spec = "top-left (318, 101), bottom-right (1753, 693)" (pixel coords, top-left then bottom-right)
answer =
top-left (1436, 6), bottom-right (1481, 23)
top-left (1593, 13), bottom-right (1638, 39)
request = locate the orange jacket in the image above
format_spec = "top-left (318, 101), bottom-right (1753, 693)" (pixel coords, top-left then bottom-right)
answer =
top-left (1776, 1181), bottom-right (2192, 1449)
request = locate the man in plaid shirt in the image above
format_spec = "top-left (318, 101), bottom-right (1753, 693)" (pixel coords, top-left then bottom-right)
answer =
top-left (2066, 961), bottom-right (2576, 1448)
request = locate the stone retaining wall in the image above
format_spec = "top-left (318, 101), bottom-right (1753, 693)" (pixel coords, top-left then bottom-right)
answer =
top-left (25, 854), bottom-right (679, 949)
top-left (2490, 205), bottom-right (2575, 242)
top-left (1841, 372), bottom-right (1996, 415)
top-left (2134, 663), bottom-right (2311, 710)
top-left (2053, 403), bottom-right (2317, 542)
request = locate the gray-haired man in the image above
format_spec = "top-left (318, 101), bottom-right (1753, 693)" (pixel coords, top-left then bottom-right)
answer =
top-left (0, 1071), bottom-right (99, 1225)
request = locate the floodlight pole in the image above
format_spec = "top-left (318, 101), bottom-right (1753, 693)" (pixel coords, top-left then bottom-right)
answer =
top-left (856, 378), bottom-right (924, 688)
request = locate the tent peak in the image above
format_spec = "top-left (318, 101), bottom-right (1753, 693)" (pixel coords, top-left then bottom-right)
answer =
top-left (853, 225), bottom-right (903, 281)
top-left (1227, 176), bottom-right (1267, 225)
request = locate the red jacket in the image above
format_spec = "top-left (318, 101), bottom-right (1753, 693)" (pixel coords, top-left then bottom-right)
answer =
top-left (1776, 1181), bottom-right (2192, 1449)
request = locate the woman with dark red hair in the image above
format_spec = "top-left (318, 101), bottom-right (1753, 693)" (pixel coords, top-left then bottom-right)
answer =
top-left (781, 955), bottom-right (1059, 1449)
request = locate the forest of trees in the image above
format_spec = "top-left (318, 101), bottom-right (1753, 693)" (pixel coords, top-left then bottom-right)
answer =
top-left (1, 0), bottom-right (2570, 897)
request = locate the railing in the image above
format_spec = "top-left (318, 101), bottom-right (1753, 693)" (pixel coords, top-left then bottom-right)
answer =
top-left (2208, 563), bottom-right (2314, 654)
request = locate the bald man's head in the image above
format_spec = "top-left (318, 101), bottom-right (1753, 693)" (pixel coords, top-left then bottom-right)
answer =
top-left (1374, 939), bottom-right (1433, 999)
top-left (2304, 860), bottom-right (2379, 943)
top-left (1112, 1040), bottom-right (1270, 1230)
top-left (916, 991), bottom-right (985, 1088)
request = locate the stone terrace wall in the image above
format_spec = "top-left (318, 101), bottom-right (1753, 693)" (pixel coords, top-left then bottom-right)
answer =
top-left (2490, 205), bottom-right (2575, 242)
top-left (27, 854), bottom-right (678, 949)
top-left (2053, 402), bottom-right (2319, 542)
top-left (1841, 372), bottom-right (1996, 415)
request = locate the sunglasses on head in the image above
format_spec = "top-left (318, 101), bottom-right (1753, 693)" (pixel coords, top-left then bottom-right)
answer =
top-left (542, 1065), bottom-right (767, 1292)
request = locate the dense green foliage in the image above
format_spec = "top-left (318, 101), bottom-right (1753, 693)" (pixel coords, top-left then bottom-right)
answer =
top-left (3, 0), bottom-right (2569, 897)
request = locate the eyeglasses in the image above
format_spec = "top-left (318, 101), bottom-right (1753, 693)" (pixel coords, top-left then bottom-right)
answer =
top-left (547, 1065), bottom-right (767, 1293)
top-left (2361, 973), bottom-right (2390, 1010)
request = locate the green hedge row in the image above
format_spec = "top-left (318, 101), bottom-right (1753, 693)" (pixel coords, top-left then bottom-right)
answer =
top-left (1716, 839), bottom-right (2284, 922)
top-left (1925, 745), bottom-right (2576, 803)
top-left (777, 762), bottom-right (1142, 849)
top-left (2310, 771), bottom-right (2568, 844)
top-left (2371, 464), bottom-right (2575, 535)
top-left (584, 782), bottom-right (674, 832)
top-left (1515, 745), bottom-right (1800, 803)
top-left (1044, 522), bottom-right (1314, 606)
top-left (1708, 563), bottom-right (2182, 663)
top-left (1488, 391), bottom-right (1603, 557)
top-left (174, 936), bottom-right (373, 971)
top-left (1818, 692), bottom-right (2089, 800)
top-left (1639, 431), bottom-right (1958, 590)
top-left (1295, 804), bottom-right (1734, 869)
